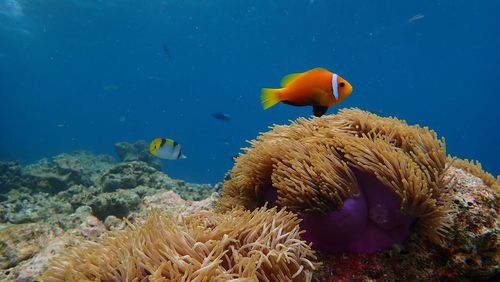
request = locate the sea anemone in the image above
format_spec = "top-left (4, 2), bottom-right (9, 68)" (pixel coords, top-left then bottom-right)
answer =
top-left (218, 108), bottom-right (451, 253)
top-left (42, 207), bottom-right (318, 281)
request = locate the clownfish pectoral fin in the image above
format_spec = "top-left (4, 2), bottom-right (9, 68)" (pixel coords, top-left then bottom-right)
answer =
top-left (313, 105), bottom-right (328, 117)
top-left (280, 73), bottom-right (302, 87)
top-left (261, 88), bottom-right (281, 109)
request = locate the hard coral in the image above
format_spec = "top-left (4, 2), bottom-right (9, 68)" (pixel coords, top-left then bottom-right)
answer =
top-left (439, 166), bottom-right (499, 279)
top-left (42, 207), bottom-right (318, 281)
top-left (219, 108), bottom-right (451, 253)
top-left (448, 156), bottom-right (500, 193)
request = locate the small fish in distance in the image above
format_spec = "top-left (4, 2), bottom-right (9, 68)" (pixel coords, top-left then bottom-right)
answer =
top-left (408, 14), bottom-right (425, 23)
top-left (162, 44), bottom-right (171, 59)
top-left (211, 113), bottom-right (231, 122)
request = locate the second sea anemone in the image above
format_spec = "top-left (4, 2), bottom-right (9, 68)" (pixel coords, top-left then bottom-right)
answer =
top-left (42, 207), bottom-right (318, 281)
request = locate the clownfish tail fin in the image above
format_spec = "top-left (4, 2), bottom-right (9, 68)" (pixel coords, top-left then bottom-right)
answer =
top-left (261, 88), bottom-right (281, 109)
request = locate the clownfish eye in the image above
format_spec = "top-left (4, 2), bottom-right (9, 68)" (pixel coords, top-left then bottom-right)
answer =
top-left (339, 82), bottom-right (346, 87)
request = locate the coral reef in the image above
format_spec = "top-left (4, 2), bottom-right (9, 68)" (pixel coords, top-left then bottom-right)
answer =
top-left (0, 223), bottom-right (59, 270)
top-left (100, 161), bottom-right (171, 191)
top-left (0, 205), bottom-right (97, 277)
top-left (79, 215), bottom-right (106, 239)
top-left (1, 189), bottom-right (220, 281)
top-left (141, 190), bottom-right (220, 216)
top-left (114, 140), bottom-right (149, 162)
top-left (0, 148), bottom-right (220, 280)
top-left (11, 234), bottom-right (72, 281)
top-left (438, 166), bottom-right (498, 279)
top-left (0, 162), bottom-right (25, 196)
top-left (0, 151), bottom-right (116, 194)
top-left (42, 207), bottom-right (318, 281)
top-left (219, 108), bottom-right (449, 253)
top-left (0, 154), bottom-right (216, 224)
top-left (0, 187), bottom-right (72, 224)
top-left (449, 156), bottom-right (500, 193)
top-left (114, 140), bottom-right (162, 170)
top-left (99, 161), bottom-right (214, 200)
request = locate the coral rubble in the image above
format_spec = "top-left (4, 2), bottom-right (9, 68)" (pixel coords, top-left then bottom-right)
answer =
top-left (42, 207), bottom-right (318, 281)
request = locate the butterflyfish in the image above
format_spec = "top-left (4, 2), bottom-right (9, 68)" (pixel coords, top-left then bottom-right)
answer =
top-left (261, 67), bottom-right (353, 117)
top-left (149, 138), bottom-right (186, 160)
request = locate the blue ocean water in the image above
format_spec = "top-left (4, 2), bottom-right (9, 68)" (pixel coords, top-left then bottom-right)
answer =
top-left (0, 0), bottom-right (498, 184)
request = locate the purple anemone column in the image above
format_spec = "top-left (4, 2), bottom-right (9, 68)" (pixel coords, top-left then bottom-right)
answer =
top-left (300, 170), bottom-right (415, 253)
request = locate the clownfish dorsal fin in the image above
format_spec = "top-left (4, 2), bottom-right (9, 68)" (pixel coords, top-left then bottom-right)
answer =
top-left (280, 72), bottom-right (302, 87)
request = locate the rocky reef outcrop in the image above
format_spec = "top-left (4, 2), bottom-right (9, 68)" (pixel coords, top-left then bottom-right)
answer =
top-left (114, 140), bottom-right (162, 170)
top-left (0, 151), bottom-right (216, 225)
top-left (0, 151), bottom-right (115, 194)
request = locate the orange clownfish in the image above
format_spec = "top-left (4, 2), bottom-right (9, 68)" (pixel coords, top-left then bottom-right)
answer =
top-left (261, 68), bottom-right (353, 117)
